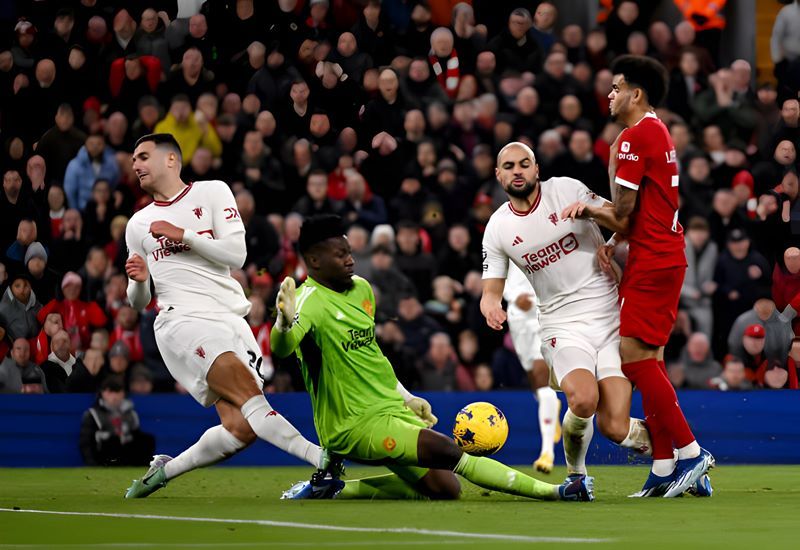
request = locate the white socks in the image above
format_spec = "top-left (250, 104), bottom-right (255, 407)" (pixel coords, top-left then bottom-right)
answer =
top-left (241, 395), bottom-right (323, 468)
top-left (677, 441), bottom-right (700, 460)
top-left (619, 417), bottom-right (653, 457)
top-left (535, 387), bottom-right (559, 456)
top-left (164, 425), bottom-right (247, 480)
top-left (562, 409), bottom-right (594, 475)
top-left (652, 458), bottom-right (676, 476)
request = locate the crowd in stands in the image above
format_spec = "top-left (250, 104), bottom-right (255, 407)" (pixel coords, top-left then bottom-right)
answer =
top-left (0, 0), bottom-right (799, 398)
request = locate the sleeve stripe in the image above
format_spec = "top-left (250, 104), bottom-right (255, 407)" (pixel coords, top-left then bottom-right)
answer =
top-left (615, 176), bottom-right (640, 190)
top-left (295, 286), bottom-right (316, 315)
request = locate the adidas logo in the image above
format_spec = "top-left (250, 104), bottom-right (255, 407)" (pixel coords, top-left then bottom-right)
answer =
top-left (512, 235), bottom-right (524, 246)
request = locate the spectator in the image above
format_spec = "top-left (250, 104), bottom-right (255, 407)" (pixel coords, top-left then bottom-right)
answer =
top-left (424, 275), bottom-right (465, 339)
top-left (772, 247), bottom-right (800, 335)
top-left (786, 337), bottom-right (800, 389)
top-left (38, 271), bottom-right (107, 353)
top-left (728, 297), bottom-right (794, 364)
top-left (0, 273), bottom-right (41, 341)
top-left (40, 329), bottom-right (83, 392)
top-left (237, 130), bottom-right (286, 214)
top-left (395, 220), bottom-right (436, 302)
top-left (376, 319), bottom-right (420, 389)
top-left (0, 338), bottom-right (48, 394)
top-left (135, 8), bottom-right (171, 73)
top-left (79, 376), bottom-right (155, 466)
top-left (109, 54), bottom-right (162, 122)
top-left (397, 294), bottom-right (442, 356)
top-left (35, 104), bottom-right (87, 186)
top-left (110, 305), bottom-right (144, 364)
top-left (693, 67), bottom-right (758, 144)
top-left (709, 355), bottom-right (753, 391)
top-left (418, 332), bottom-right (474, 391)
top-left (530, 2), bottom-right (557, 54)
top-left (63, 134), bottom-right (120, 211)
top-left (128, 364), bottom-right (154, 395)
top-left (770, 0), bottom-right (800, 99)
top-left (714, 229), bottom-right (771, 349)
top-left (236, 190), bottom-right (280, 272)
top-left (366, 244), bottom-right (412, 318)
top-left (154, 94), bottom-right (222, 165)
top-left (681, 217), bottom-right (718, 337)
top-left (427, 27), bottom-right (463, 100)
top-left (679, 332), bottom-right (722, 389)
top-left (32, 310), bottom-right (62, 365)
top-left (436, 224), bottom-right (481, 282)
top-left (340, 169), bottom-right (387, 231)
top-left (291, 169), bottom-right (342, 218)
top-left (1, 170), bottom-right (41, 254)
top-left (550, 129), bottom-right (609, 198)
top-left (161, 47), bottom-right (214, 106)
top-left (488, 8), bottom-right (542, 75)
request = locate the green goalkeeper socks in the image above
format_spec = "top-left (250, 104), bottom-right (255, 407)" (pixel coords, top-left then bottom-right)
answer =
top-left (453, 453), bottom-right (558, 500)
top-left (338, 474), bottom-right (426, 500)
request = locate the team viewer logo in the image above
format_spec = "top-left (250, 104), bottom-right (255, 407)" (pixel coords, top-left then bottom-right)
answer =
top-left (521, 233), bottom-right (579, 273)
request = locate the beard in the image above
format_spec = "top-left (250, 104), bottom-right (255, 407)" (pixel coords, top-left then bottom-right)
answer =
top-left (505, 178), bottom-right (537, 198)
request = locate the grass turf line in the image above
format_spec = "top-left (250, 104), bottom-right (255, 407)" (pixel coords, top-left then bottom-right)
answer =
top-left (0, 465), bottom-right (795, 549)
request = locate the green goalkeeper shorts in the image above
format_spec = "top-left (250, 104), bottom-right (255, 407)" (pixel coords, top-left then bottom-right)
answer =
top-left (335, 407), bottom-right (429, 483)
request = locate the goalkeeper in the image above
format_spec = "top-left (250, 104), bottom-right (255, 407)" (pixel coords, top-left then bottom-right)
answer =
top-left (275, 215), bottom-right (593, 501)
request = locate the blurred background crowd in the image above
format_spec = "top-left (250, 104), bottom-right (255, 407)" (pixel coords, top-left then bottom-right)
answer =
top-left (1, 0), bottom-right (799, 401)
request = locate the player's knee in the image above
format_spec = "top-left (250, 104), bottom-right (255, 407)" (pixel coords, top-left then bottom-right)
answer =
top-left (564, 390), bottom-right (598, 419)
top-left (419, 471), bottom-right (461, 500)
top-left (431, 475), bottom-right (461, 500)
top-left (596, 415), bottom-right (629, 444)
top-left (223, 415), bottom-right (257, 445)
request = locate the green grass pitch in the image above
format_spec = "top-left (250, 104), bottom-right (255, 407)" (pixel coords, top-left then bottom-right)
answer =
top-left (1, 465), bottom-right (796, 549)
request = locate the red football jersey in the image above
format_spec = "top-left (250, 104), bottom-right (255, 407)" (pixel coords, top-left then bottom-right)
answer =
top-left (614, 112), bottom-right (686, 270)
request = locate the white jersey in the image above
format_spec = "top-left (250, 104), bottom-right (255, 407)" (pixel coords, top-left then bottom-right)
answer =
top-left (482, 177), bottom-right (618, 328)
top-left (125, 180), bottom-right (250, 317)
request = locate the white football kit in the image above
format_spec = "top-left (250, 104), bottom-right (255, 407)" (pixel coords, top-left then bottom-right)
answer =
top-left (482, 177), bottom-right (624, 388)
top-left (504, 261), bottom-right (543, 370)
top-left (126, 180), bottom-right (263, 406)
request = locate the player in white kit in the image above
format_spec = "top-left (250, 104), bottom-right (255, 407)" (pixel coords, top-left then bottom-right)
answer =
top-left (123, 134), bottom-right (324, 498)
top-left (504, 261), bottom-right (562, 474)
top-left (480, 142), bottom-right (651, 484)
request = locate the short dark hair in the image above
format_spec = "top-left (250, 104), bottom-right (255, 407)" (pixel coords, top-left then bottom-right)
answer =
top-left (133, 133), bottom-right (183, 162)
top-left (298, 214), bottom-right (346, 256)
top-left (610, 54), bottom-right (669, 107)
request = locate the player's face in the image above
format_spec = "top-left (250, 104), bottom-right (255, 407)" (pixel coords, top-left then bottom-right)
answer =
top-left (608, 74), bottom-right (632, 119)
top-left (496, 146), bottom-right (539, 199)
top-left (132, 142), bottom-right (179, 194)
top-left (317, 237), bottom-right (355, 289)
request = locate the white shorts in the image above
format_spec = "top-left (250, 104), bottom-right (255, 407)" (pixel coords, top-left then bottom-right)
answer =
top-left (507, 308), bottom-right (543, 371)
top-left (539, 308), bottom-right (624, 391)
top-left (154, 310), bottom-right (264, 407)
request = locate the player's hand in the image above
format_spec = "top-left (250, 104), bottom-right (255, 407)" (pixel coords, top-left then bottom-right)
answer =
top-left (275, 277), bottom-right (296, 332)
top-left (125, 254), bottom-right (149, 282)
top-left (561, 201), bottom-right (590, 221)
top-left (597, 244), bottom-right (616, 275)
top-left (515, 293), bottom-right (534, 311)
top-left (150, 221), bottom-right (185, 243)
top-left (481, 300), bottom-right (507, 331)
top-left (404, 395), bottom-right (438, 428)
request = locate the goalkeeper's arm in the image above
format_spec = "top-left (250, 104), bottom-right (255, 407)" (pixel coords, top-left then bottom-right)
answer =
top-left (396, 381), bottom-right (438, 428)
top-left (270, 278), bottom-right (306, 358)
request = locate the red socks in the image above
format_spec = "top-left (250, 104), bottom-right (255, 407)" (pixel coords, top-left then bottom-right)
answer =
top-left (622, 358), bottom-right (696, 459)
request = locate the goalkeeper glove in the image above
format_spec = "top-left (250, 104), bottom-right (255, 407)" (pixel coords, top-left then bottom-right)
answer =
top-left (396, 381), bottom-right (438, 428)
top-left (405, 395), bottom-right (438, 428)
top-left (275, 277), bottom-right (296, 332)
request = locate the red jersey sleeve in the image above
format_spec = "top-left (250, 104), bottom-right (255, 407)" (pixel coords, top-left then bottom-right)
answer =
top-left (614, 125), bottom-right (647, 191)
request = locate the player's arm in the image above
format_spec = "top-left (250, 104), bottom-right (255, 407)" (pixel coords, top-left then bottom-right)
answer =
top-left (270, 278), bottom-right (312, 358)
top-left (173, 181), bottom-right (247, 268)
top-left (481, 278), bottom-right (507, 331)
top-left (573, 185), bottom-right (636, 234)
top-left (125, 221), bottom-right (152, 311)
top-left (480, 225), bottom-right (510, 330)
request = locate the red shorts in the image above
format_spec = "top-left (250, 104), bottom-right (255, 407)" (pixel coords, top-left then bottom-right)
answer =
top-left (619, 265), bottom-right (686, 347)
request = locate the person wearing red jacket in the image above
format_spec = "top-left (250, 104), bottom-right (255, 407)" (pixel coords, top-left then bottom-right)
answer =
top-left (38, 272), bottom-right (107, 353)
top-left (772, 247), bottom-right (800, 335)
top-left (109, 305), bottom-right (144, 363)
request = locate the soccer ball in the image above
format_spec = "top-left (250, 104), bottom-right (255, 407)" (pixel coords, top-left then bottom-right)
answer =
top-left (452, 401), bottom-right (509, 456)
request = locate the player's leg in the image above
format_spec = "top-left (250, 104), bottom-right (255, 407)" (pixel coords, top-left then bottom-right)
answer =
top-left (595, 376), bottom-right (651, 454)
top-left (207, 351), bottom-right (322, 468)
top-left (338, 465), bottom-right (459, 501)
top-left (529, 359), bottom-right (561, 474)
top-left (593, 342), bottom-right (652, 456)
top-left (162, 400), bottom-right (256, 481)
top-left (510, 316), bottom-right (561, 473)
top-left (551, 347), bottom-right (599, 477)
top-left (416, 429), bottom-right (592, 501)
top-left (126, 401), bottom-right (257, 498)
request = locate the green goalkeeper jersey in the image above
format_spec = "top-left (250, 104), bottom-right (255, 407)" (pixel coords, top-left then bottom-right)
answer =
top-left (270, 275), bottom-right (404, 450)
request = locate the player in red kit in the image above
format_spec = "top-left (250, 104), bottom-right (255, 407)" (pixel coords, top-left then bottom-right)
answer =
top-left (562, 55), bottom-right (714, 498)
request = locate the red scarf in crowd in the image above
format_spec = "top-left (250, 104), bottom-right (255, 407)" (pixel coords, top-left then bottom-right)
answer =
top-left (429, 48), bottom-right (461, 98)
